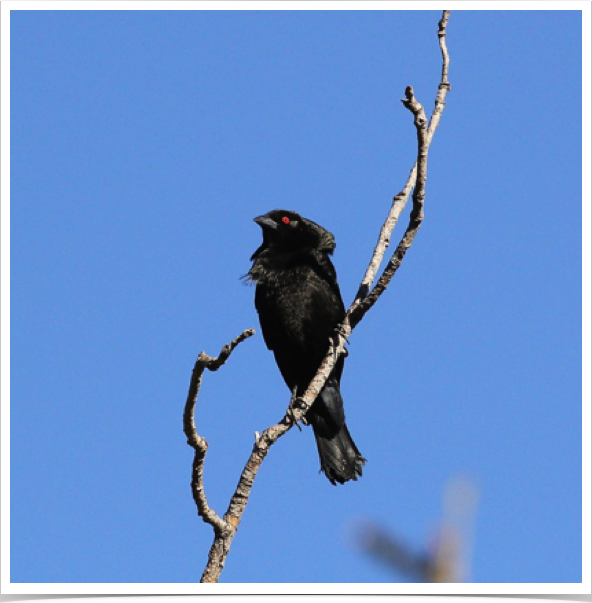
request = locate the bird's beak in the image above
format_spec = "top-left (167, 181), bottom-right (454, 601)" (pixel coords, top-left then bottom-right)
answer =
top-left (253, 215), bottom-right (278, 230)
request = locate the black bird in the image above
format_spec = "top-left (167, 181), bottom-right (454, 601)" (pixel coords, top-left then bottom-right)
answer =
top-left (248, 209), bottom-right (365, 485)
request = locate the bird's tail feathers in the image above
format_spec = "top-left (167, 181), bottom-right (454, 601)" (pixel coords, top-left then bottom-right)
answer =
top-left (308, 382), bottom-right (366, 485)
top-left (312, 422), bottom-right (366, 485)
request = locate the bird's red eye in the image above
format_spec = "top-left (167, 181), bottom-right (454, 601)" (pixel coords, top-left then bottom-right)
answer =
top-left (282, 216), bottom-right (290, 224)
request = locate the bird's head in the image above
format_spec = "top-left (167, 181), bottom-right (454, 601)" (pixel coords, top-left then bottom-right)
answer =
top-left (251, 209), bottom-right (336, 260)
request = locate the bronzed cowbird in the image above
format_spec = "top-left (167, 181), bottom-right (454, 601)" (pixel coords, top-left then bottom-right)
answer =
top-left (248, 209), bottom-right (365, 485)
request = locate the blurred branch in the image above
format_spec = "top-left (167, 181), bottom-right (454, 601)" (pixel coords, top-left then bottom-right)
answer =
top-left (186, 10), bottom-right (452, 583)
top-left (354, 520), bottom-right (432, 582)
top-left (353, 476), bottom-right (479, 582)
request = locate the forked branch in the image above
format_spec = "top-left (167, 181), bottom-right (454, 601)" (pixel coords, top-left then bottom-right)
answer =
top-left (186, 10), bottom-right (452, 583)
top-left (182, 328), bottom-right (255, 580)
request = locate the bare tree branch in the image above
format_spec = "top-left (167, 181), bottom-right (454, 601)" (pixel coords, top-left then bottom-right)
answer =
top-left (188, 10), bottom-right (452, 583)
top-left (182, 328), bottom-right (255, 580)
top-left (350, 10), bottom-right (451, 327)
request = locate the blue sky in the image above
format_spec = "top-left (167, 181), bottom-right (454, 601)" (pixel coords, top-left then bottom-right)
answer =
top-left (6, 7), bottom-right (586, 587)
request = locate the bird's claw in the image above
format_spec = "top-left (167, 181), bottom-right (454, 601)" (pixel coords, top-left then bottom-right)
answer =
top-left (334, 323), bottom-right (351, 344)
top-left (329, 326), bottom-right (350, 361)
top-left (286, 387), bottom-right (308, 431)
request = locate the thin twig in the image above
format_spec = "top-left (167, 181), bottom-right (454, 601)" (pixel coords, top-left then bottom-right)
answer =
top-left (351, 9), bottom-right (451, 327)
top-left (349, 85), bottom-right (429, 325)
top-left (181, 328), bottom-right (255, 580)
